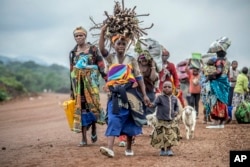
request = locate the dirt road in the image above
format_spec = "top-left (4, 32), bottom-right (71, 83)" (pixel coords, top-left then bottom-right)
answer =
top-left (0, 93), bottom-right (249, 167)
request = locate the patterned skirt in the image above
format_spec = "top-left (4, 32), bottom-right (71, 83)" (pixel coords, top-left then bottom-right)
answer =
top-left (232, 92), bottom-right (245, 108)
top-left (71, 68), bottom-right (105, 133)
top-left (150, 120), bottom-right (179, 150)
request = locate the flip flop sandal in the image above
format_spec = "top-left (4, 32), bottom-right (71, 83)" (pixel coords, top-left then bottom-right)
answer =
top-left (91, 134), bottom-right (98, 143)
top-left (78, 141), bottom-right (87, 147)
top-left (100, 147), bottom-right (114, 157)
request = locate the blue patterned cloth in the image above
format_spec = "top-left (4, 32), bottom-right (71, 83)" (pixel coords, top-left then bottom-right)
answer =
top-left (210, 75), bottom-right (229, 104)
top-left (202, 75), bottom-right (229, 116)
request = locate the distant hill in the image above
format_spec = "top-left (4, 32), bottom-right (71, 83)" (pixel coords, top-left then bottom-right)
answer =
top-left (0, 58), bottom-right (70, 102)
top-left (0, 55), bottom-right (12, 64)
top-left (0, 55), bottom-right (49, 66)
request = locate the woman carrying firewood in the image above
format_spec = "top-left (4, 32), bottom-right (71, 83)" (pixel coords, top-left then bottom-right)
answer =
top-left (88, 0), bottom-right (153, 157)
top-left (99, 24), bottom-right (151, 157)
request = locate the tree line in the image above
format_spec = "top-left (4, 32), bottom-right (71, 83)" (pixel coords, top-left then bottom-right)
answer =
top-left (0, 60), bottom-right (70, 102)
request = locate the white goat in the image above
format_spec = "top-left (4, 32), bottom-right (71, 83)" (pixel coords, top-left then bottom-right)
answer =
top-left (182, 106), bottom-right (197, 140)
top-left (146, 112), bottom-right (157, 128)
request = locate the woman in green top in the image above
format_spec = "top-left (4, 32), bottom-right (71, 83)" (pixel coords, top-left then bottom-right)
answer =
top-left (232, 67), bottom-right (249, 108)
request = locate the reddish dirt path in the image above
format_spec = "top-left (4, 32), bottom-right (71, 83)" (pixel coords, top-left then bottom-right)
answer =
top-left (0, 93), bottom-right (249, 167)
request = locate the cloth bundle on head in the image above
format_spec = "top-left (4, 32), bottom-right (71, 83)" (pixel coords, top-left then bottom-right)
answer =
top-left (134, 38), bottom-right (162, 72)
top-left (208, 36), bottom-right (231, 53)
top-left (73, 26), bottom-right (87, 36)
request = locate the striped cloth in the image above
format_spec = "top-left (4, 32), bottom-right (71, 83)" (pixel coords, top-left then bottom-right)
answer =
top-left (106, 63), bottom-right (136, 86)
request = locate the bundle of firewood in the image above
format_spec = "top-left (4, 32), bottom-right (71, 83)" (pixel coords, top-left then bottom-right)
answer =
top-left (89, 0), bottom-right (153, 45)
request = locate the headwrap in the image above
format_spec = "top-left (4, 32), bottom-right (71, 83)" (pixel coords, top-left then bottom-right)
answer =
top-left (111, 34), bottom-right (129, 44)
top-left (138, 54), bottom-right (146, 60)
top-left (162, 47), bottom-right (170, 56)
top-left (73, 26), bottom-right (87, 36)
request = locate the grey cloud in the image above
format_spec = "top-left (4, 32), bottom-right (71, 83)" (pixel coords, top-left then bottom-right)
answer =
top-left (0, 0), bottom-right (249, 68)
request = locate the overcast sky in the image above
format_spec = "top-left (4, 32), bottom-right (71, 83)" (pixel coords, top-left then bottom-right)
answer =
top-left (0, 0), bottom-right (249, 69)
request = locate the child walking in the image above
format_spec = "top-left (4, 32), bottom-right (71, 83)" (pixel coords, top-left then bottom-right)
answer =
top-left (186, 59), bottom-right (201, 118)
top-left (149, 81), bottom-right (180, 156)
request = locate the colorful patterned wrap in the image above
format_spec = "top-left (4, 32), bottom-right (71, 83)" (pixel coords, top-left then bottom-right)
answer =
top-left (106, 63), bottom-right (136, 87)
top-left (71, 67), bottom-right (105, 133)
top-left (204, 75), bottom-right (230, 119)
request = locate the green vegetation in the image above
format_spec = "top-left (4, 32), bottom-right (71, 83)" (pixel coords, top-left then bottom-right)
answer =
top-left (0, 60), bottom-right (70, 102)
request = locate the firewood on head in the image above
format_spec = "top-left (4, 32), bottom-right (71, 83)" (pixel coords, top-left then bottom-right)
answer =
top-left (89, 0), bottom-right (154, 48)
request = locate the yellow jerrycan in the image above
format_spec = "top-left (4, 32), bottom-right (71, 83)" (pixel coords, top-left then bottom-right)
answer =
top-left (63, 99), bottom-right (75, 130)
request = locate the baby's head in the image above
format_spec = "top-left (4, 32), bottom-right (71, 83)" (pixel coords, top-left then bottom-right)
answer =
top-left (207, 56), bottom-right (217, 66)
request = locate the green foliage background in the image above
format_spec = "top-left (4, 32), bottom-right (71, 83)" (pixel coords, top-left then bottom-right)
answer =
top-left (0, 60), bottom-right (70, 101)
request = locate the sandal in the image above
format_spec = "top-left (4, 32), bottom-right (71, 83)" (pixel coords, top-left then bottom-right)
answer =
top-left (91, 134), bottom-right (98, 143)
top-left (100, 147), bottom-right (114, 157)
top-left (78, 141), bottom-right (87, 147)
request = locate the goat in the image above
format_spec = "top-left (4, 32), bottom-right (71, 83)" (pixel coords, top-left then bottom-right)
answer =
top-left (182, 106), bottom-right (197, 140)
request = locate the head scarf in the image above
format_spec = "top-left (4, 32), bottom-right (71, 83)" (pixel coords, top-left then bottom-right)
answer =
top-left (111, 34), bottom-right (130, 44)
top-left (162, 47), bottom-right (170, 56)
top-left (138, 54), bottom-right (146, 60)
top-left (73, 26), bottom-right (87, 36)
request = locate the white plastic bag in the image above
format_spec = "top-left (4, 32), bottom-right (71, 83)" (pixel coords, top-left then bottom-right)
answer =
top-left (208, 36), bottom-right (231, 53)
top-left (137, 38), bottom-right (163, 72)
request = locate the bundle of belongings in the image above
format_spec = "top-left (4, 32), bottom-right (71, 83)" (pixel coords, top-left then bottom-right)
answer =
top-left (189, 52), bottom-right (202, 70)
top-left (176, 60), bottom-right (189, 80)
top-left (134, 37), bottom-right (163, 72)
top-left (203, 37), bottom-right (231, 78)
top-left (89, 0), bottom-right (154, 48)
top-left (207, 36), bottom-right (231, 53)
top-left (134, 37), bottom-right (162, 98)
top-left (235, 98), bottom-right (250, 124)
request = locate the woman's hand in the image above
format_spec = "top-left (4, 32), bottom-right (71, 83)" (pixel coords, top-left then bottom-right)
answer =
top-left (151, 60), bottom-right (156, 68)
top-left (101, 24), bottom-right (107, 34)
top-left (132, 82), bottom-right (138, 88)
top-left (102, 85), bottom-right (110, 93)
top-left (143, 95), bottom-right (151, 106)
top-left (148, 102), bottom-right (154, 108)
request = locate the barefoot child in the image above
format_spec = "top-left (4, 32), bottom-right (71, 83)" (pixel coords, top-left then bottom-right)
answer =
top-left (149, 81), bottom-right (180, 156)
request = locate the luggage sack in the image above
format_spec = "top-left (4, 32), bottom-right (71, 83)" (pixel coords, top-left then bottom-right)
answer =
top-left (235, 101), bottom-right (250, 124)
